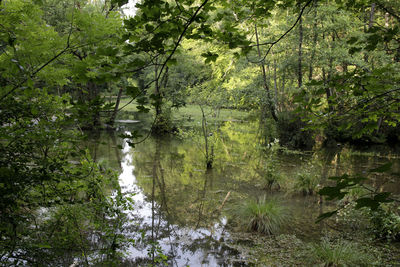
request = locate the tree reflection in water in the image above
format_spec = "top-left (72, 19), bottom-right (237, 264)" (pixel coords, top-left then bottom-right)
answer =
top-left (116, 132), bottom-right (242, 266)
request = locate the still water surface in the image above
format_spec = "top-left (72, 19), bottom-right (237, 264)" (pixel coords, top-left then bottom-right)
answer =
top-left (89, 120), bottom-right (400, 265)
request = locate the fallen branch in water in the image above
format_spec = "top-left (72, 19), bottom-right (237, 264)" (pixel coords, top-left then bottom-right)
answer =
top-left (218, 191), bottom-right (231, 211)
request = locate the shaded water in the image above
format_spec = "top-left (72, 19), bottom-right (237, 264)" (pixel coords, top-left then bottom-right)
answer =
top-left (88, 120), bottom-right (400, 265)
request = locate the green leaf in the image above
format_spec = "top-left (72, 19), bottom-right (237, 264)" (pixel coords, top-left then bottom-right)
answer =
top-left (137, 105), bottom-right (150, 113)
top-left (201, 51), bottom-right (219, 64)
top-left (316, 210), bottom-right (338, 223)
top-left (373, 192), bottom-right (392, 202)
top-left (318, 186), bottom-right (346, 200)
top-left (369, 163), bottom-right (392, 173)
top-left (166, 58), bottom-right (177, 67)
top-left (355, 197), bottom-right (379, 210)
top-left (347, 36), bottom-right (358, 44)
top-left (127, 86), bottom-right (140, 97)
top-left (33, 243), bottom-right (52, 249)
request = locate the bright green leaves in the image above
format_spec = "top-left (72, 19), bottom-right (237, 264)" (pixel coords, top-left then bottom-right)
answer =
top-left (0, 0), bottom-right (66, 87)
top-left (167, 58), bottom-right (178, 67)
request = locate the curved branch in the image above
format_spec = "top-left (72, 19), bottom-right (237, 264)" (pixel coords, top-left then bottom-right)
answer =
top-left (249, 0), bottom-right (314, 63)
top-left (156, 0), bottom-right (210, 83)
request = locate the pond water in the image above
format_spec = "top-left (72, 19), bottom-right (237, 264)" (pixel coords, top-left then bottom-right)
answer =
top-left (88, 119), bottom-right (400, 265)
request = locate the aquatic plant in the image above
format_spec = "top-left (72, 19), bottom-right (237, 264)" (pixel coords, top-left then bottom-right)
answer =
top-left (235, 196), bottom-right (288, 235)
top-left (256, 161), bottom-right (282, 190)
top-left (309, 238), bottom-right (374, 266)
top-left (293, 169), bottom-right (320, 195)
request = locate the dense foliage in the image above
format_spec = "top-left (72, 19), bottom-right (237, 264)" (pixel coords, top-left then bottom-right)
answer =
top-left (1, 0), bottom-right (400, 265)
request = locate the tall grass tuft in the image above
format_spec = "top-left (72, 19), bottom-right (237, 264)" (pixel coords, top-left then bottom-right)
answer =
top-left (235, 196), bottom-right (288, 235)
top-left (309, 238), bottom-right (374, 266)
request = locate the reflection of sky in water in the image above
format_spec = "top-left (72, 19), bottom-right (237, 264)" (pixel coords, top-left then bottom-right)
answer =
top-left (118, 132), bottom-right (233, 266)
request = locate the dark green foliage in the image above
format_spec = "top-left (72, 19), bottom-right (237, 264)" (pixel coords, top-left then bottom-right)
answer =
top-left (276, 111), bottom-right (315, 150)
top-left (0, 90), bottom-right (132, 265)
top-left (317, 163), bottom-right (395, 223)
top-left (370, 204), bottom-right (400, 241)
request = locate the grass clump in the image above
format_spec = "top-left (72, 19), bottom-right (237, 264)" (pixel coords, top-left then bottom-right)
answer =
top-left (309, 238), bottom-right (375, 266)
top-left (234, 196), bottom-right (288, 235)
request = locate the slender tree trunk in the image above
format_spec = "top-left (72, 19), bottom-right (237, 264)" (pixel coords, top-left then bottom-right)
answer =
top-left (364, 3), bottom-right (376, 63)
top-left (200, 105), bottom-right (213, 169)
top-left (309, 5), bottom-right (318, 82)
top-left (87, 80), bottom-right (101, 128)
top-left (385, 12), bottom-right (389, 27)
top-left (322, 67), bottom-right (332, 111)
top-left (369, 3), bottom-right (376, 28)
top-left (273, 57), bottom-right (279, 112)
top-left (108, 87), bottom-right (123, 126)
top-left (298, 1), bottom-right (303, 88)
top-left (281, 69), bottom-right (286, 110)
top-left (255, 23), bottom-right (278, 122)
top-left (154, 62), bottom-right (162, 117)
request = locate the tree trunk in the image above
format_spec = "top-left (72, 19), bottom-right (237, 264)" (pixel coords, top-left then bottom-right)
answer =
top-left (200, 105), bottom-right (213, 169)
top-left (154, 63), bottom-right (162, 117)
top-left (322, 67), bottom-right (332, 111)
top-left (369, 3), bottom-right (376, 28)
top-left (273, 57), bottom-right (279, 112)
top-left (298, 1), bottom-right (303, 88)
top-left (255, 23), bottom-right (278, 122)
top-left (108, 87), bottom-right (123, 127)
top-left (309, 4), bottom-right (318, 82)
top-left (87, 80), bottom-right (101, 129)
top-left (364, 3), bottom-right (376, 63)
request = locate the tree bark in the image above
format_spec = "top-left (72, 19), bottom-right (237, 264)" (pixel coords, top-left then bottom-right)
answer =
top-left (369, 3), bottom-right (376, 28)
top-left (273, 57), bottom-right (279, 112)
top-left (108, 87), bottom-right (123, 127)
top-left (309, 4), bottom-right (318, 82)
top-left (255, 23), bottom-right (278, 122)
top-left (364, 3), bottom-right (376, 63)
top-left (87, 80), bottom-right (101, 128)
top-left (298, 1), bottom-right (303, 88)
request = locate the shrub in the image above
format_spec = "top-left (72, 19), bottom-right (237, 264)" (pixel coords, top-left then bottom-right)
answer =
top-left (370, 204), bottom-right (400, 241)
top-left (234, 196), bottom-right (288, 235)
top-left (276, 111), bottom-right (315, 150)
top-left (255, 160), bottom-right (282, 190)
top-left (293, 169), bottom-right (320, 196)
top-left (335, 201), bottom-right (370, 231)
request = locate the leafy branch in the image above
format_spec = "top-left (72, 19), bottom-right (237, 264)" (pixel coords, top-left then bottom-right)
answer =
top-left (317, 162), bottom-right (399, 222)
